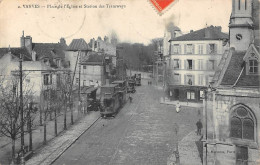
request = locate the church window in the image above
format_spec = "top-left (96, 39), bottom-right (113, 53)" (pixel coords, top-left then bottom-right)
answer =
top-left (230, 106), bottom-right (255, 141)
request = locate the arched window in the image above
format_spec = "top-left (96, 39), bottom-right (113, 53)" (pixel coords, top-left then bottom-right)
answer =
top-left (230, 106), bottom-right (255, 140)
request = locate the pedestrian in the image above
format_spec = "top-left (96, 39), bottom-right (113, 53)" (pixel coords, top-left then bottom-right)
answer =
top-left (196, 119), bottom-right (203, 135)
top-left (129, 96), bottom-right (133, 103)
top-left (176, 101), bottom-right (180, 113)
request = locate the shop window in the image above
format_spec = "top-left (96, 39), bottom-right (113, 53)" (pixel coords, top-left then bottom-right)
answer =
top-left (187, 91), bottom-right (195, 100)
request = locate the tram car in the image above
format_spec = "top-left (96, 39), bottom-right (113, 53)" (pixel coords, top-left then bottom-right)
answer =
top-left (111, 80), bottom-right (127, 105)
top-left (135, 73), bottom-right (141, 86)
top-left (127, 79), bottom-right (136, 93)
top-left (100, 84), bottom-right (121, 118)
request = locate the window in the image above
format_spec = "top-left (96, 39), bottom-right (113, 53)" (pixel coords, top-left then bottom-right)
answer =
top-left (198, 60), bottom-right (203, 70)
top-left (186, 75), bottom-right (193, 85)
top-left (186, 44), bottom-right (193, 54)
top-left (238, 0), bottom-right (241, 10)
top-left (245, 0), bottom-right (247, 10)
top-left (43, 58), bottom-right (49, 66)
top-left (43, 74), bottom-right (52, 85)
top-left (199, 90), bottom-right (204, 100)
top-left (186, 60), bottom-right (193, 70)
top-left (199, 74), bottom-right (204, 85)
top-left (208, 75), bottom-right (214, 85)
top-left (209, 44), bottom-right (216, 54)
top-left (187, 91), bottom-right (195, 100)
top-left (249, 60), bottom-right (258, 74)
top-left (236, 146), bottom-right (248, 165)
top-left (83, 80), bottom-right (86, 86)
top-left (173, 44), bottom-right (181, 54)
top-left (56, 74), bottom-right (61, 86)
top-left (55, 59), bottom-right (61, 67)
top-left (230, 106), bottom-right (255, 140)
top-left (83, 65), bottom-right (86, 69)
top-left (173, 73), bottom-right (180, 83)
top-left (76, 78), bottom-right (79, 84)
top-left (208, 60), bottom-right (215, 70)
top-left (173, 59), bottom-right (180, 69)
top-left (198, 45), bottom-right (204, 54)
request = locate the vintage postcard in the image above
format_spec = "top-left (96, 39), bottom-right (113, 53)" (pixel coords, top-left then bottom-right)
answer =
top-left (0, 0), bottom-right (259, 164)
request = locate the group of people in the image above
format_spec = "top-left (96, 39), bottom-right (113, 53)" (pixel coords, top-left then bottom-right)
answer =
top-left (148, 81), bottom-right (152, 85)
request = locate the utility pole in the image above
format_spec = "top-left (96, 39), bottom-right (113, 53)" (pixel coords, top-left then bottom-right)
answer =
top-left (19, 54), bottom-right (25, 165)
top-left (78, 50), bottom-right (81, 116)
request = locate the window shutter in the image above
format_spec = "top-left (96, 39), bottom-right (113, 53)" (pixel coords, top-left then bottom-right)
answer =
top-left (184, 74), bottom-right (186, 85)
top-left (179, 60), bottom-right (181, 69)
top-left (192, 75), bottom-right (195, 85)
top-left (214, 44), bottom-right (217, 54)
top-left (201, 45), bottom-right (204, 54)
top-left (179, 74), bottom-right (181, 84)
top-left (192, 44), bottom-right (195, 54)
top-left (192, 60), bottom-right (195, 70)
top-left (171, 44), bottom-right (174, 54)
top-left (184, 44), bottom-right (187, 54)
top-left (207, 44), bottom-right (210, 54)
top-left (50, 74), bottom-right (52, 85)
top-left (184, 60), bottom-right (187, 70)
top-left (179, 45), bottom-right (182, 54)
top-left (169, 44), bottom-right (171, 55)
top-left (205, 75), bottom-right (208, 85)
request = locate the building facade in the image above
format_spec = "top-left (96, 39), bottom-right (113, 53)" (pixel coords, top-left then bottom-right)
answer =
top-left (167, 26), bottom-right (229, 102)
top-left (203, 0), bottom-right (260, 164)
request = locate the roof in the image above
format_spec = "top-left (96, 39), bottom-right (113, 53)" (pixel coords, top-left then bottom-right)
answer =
top-left (67, 39), bottom-right (90, 51)
top-left (81, 86), bottom-right (98, 94)
top-left (32, 43), bottom-right (67, 60)
top-left (0, 47), bottom-right (32, 61)
top-left (81, 51), bottom-right (104, 65)
top-left (112, 80), bottom-right (126, 84)
top-left (216, 49), bottom-right (259, 87)
top-left (101, 84), bottom-right (118, 88)
top-left (170, 26), bottom-right (229, 41)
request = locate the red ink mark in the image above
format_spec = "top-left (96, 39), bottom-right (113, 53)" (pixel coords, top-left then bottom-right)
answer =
top-left (150, 0), bottom-right (175, 13)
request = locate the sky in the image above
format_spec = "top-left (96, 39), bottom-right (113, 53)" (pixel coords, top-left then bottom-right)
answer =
top-left (0, 0), bottom-right (232, 47)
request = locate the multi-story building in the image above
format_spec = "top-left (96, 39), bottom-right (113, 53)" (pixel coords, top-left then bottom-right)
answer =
top-left (167, 26), bottom-right (229, 102)
top-left (0, 33), bottom-right (68, 100)
top-left (203, 0), bottom-right (260, 164)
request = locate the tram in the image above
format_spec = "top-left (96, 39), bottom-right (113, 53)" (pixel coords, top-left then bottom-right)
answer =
top-left (100, 80), bottom-right (127, 118)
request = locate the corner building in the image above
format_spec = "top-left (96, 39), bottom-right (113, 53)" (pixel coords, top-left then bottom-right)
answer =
top-left (167, 26), bottom-right (229, 103)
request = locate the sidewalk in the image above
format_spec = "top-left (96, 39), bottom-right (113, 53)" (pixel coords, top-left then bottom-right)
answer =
top-left (160, 97), bottom-right (203, 108)
top-left (25, 111), bottom-right (100, 165)
top-left (167, 130), bottom-right (203, 165)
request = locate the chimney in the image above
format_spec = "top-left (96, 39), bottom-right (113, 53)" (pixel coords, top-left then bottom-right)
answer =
top-left (104, 36), bottom-right (109, 42)
top-left (60, 38), bottom-right (66, 45)
top-left (24, 36), bottom-right (32, 54)
top-left (190, 30), bottom-right (194, 33)
top-left (205, 27), bottom-right (211, 38)
top-left (92, 38), bottom-right (95, 51)
top-left (20, 31), bottom-right (25, 48)
top-left (216, 26), bottom-right (222, 32)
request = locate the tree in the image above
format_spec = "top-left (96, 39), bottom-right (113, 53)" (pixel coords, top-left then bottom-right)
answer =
top-left (0, 74), bottom-right (33, 163)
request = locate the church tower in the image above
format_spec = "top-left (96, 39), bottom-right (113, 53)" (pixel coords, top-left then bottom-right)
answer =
top-left (229, 0), bottom-right (255, 51)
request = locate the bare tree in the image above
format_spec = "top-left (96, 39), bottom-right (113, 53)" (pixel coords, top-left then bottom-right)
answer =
top-left (0, 74), bottom-right (33, 163)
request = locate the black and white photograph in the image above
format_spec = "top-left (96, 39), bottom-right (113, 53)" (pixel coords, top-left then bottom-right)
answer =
top-left (0, 0), bottom-right (259, 164)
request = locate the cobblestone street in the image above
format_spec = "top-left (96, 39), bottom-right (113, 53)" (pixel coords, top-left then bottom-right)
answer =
top-left (53, 82), bottom-right (202, 165)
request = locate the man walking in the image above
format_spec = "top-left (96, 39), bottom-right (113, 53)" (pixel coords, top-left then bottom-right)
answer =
top-left (196, 119), bottom-right (202, 135)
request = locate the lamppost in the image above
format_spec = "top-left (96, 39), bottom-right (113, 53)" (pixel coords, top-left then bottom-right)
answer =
top-left (174, 122), bottom-right (180, 165)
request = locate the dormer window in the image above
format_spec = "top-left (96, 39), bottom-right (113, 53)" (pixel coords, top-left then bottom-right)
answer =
top-left (249, 59), bottom-right (258, 74)
top-left (43, 58), bottom-right (50, 66)
top-left (54, 58), bottom-right (61, 67)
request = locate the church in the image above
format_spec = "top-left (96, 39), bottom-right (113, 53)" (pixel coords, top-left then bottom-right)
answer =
top-left (203, 0), bottom-right (260, 164)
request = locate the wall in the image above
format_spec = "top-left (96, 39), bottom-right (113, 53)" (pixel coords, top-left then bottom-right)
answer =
top-left (204, 88), bottom-right (260, 164)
